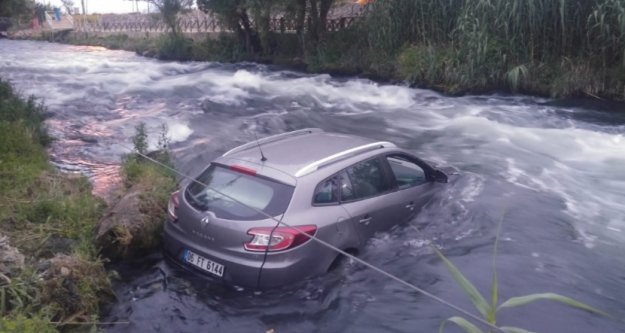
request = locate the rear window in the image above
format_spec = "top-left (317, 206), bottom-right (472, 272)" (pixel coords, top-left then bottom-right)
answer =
top-left (185, 164), bottom-right (294, 220)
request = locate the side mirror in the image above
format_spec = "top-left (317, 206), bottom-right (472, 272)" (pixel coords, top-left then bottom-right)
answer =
top-left (433, 169), bottom-right (448, 183)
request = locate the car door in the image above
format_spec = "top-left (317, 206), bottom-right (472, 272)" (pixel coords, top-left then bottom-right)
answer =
top-left (338, 157), bottom-right (407, 241)
top-left (384, 154), bottom-right (436, 222)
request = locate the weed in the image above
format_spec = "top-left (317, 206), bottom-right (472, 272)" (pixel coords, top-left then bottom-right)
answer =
top-left (101, 122), bottom-right (177, 259)
top-left (132, 122), bottom-right (148, 156)
top-left (435, 217), bottom-right (610, 333)
top-left (0, 314), bottom-right (57, 333)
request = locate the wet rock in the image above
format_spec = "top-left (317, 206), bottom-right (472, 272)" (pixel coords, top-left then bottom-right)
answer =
top-left (200, 98), bottom-right (223, 113)
top-left (0, 234), bottom-right (25, 277)
top-left (95, 185), bottom-right (163, 260)
top-left (67, 133), bottom-right (98, 143)
top-left (141, 49), bottom-right (156, 58)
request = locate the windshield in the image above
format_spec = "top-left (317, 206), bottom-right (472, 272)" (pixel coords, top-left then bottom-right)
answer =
top-left (185, 164), bottom-right (294, 220)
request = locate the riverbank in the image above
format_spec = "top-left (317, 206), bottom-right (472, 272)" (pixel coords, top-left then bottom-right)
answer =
top-left (0, 79), bottom-right (175, 332)
top-left (0, 78), bottom-right (110, 331)
top-left (26, 29), bottom-right (625, 103)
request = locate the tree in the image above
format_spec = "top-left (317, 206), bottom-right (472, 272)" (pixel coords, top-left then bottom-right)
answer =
top-left (197, 0), bottom-right (262, 53)
top-left (196, 0), bottom-right (335, 55)
top-left (0, 0), bottom-right (35, 18)
top-left (307, 0), bottom-right (333, 46)
top-left (142, 0), bottom-right (193, 34)
top-left (61, 0), bottom-right (74, 13)
top-left (0, 0), bottom-right (37, 30)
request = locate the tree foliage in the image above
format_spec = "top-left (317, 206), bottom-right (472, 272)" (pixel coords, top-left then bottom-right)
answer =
top-left (198, 0), bottom-right (262, 53)
top-left (0, 0), bottom-right (35, 21)
top-left (142, 0), bottom-right (193, 34)
top-left (196, 0), bottom-right (335, 55)
top-left (60, 0), bottom-right (74, 14)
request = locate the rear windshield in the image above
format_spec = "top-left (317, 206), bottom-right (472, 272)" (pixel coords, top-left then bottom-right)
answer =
top-left (185, 164), bottom-right (294, 220)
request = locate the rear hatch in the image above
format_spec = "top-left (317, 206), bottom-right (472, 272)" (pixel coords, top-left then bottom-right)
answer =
top-left (174, 163), bottom-right (294, 279)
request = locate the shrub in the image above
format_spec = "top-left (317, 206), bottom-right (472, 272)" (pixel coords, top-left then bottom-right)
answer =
top-left (0, 315), bottom-right (57, 333)
top-left (155, 33), bottom-right (194, 61)
top-left (0, 80), bottom-right (50, 147)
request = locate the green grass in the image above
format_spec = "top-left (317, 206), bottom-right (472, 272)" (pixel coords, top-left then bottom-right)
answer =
top-left (0, 314), bottom-right (58, 333)
top-left (0, 79), bottom-right (112, 331)
top-left (96, 122), bottom-right (177, 260)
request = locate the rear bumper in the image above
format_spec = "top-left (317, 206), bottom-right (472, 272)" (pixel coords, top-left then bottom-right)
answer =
top-left (163, 221), bottom-right (262, 288)
top-left (163, 221), bottom-right (333, 289)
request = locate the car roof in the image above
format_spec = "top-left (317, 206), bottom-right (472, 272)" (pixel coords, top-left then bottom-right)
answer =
top-left (217, 129), bottom-right (396, 179)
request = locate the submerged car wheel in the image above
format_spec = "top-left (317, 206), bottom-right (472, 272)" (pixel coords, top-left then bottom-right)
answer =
top-left (327, 248), bottom-right (358, 272)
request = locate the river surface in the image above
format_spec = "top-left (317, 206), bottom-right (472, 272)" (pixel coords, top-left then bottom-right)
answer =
top-left (1, 39), bottom-right (624, 333)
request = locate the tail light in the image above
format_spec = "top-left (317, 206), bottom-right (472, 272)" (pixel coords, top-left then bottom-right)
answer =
top-left (167, 191), bottom-right (180, 222)
top-left (244, 225), bottom-right (317, 252)
top-left (230, 164), bottom-right (257, 176)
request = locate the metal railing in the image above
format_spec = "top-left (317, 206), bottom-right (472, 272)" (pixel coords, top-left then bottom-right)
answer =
top-left (76, 16), bottom-right (361, 33)
top-left (74, 6), bottom-right (364, 34)
top-left (75, 16), bottom-right (221, 33)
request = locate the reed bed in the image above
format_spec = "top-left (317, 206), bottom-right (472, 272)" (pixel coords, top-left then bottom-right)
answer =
top-left (357, 0), bottom-right (625, 98)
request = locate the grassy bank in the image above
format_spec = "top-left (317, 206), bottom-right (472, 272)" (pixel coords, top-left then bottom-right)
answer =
top-left (0, 79), bottom-right (112, 331)
top-left (0, 79), bottom-right (176, 332)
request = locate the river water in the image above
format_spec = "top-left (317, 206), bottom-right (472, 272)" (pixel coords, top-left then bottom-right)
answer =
top-left (1, 39), bottom-right (624, 333)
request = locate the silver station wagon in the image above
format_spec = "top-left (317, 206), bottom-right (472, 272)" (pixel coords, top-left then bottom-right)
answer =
top-left (163, 128), bottom-right (448, 289)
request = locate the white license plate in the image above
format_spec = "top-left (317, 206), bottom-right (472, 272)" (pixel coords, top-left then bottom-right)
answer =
top-left (183, 249), bottom-right (224, 277)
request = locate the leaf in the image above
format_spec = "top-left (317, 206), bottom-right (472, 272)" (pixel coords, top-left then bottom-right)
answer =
top-left (499, 293), bottom-right (611, 317)
top-left (434, 247), bottom-right (491, 319)
top-left (501, 326), bottom-right (536, 333)
top-left (490, 207), bottom-right (506, 322)
top-left (439, 316), bottom-right (485, 333)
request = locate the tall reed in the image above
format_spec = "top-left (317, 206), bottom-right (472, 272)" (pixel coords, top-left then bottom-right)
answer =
top-left (360, 0), bottom-right (625, 96)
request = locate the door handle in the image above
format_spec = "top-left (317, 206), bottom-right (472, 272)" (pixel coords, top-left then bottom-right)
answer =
top-left (359, 216), bottom-right (372, 225)
top-left (405, 202), bottom-right (415, 211)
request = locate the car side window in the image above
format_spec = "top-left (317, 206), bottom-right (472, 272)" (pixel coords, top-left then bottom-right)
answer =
top-left (344, 158), bottom-right (392, 200)
top-left (386, 155), bottom-right (427, 189)
top-left (337, 171), bottom-right (354, 201)
top-left (313, 176), bottom-right (338, 204)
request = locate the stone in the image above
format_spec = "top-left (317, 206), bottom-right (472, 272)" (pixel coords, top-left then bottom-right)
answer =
top-left (0, 234), bottom-right (25, 277)
top-left (60, 266), bottom-right (70, 277)
top-left (95, 184), bottom-right (162, 260)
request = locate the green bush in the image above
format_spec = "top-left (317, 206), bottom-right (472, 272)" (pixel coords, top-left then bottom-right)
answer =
top-left (189, 34), bottom-right (251, 62)
top-left (0, 315), bottom-right (57, 333)
top-left (396, 45), bottom-right (449, 85)
top-left (0, 80), bottom-right (50, 147)
top-left (155, 33), bottom-right (194, 61)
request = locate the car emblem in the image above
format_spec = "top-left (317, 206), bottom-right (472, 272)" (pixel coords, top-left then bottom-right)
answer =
top-left (201, 215), bottom-right (211, 227)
